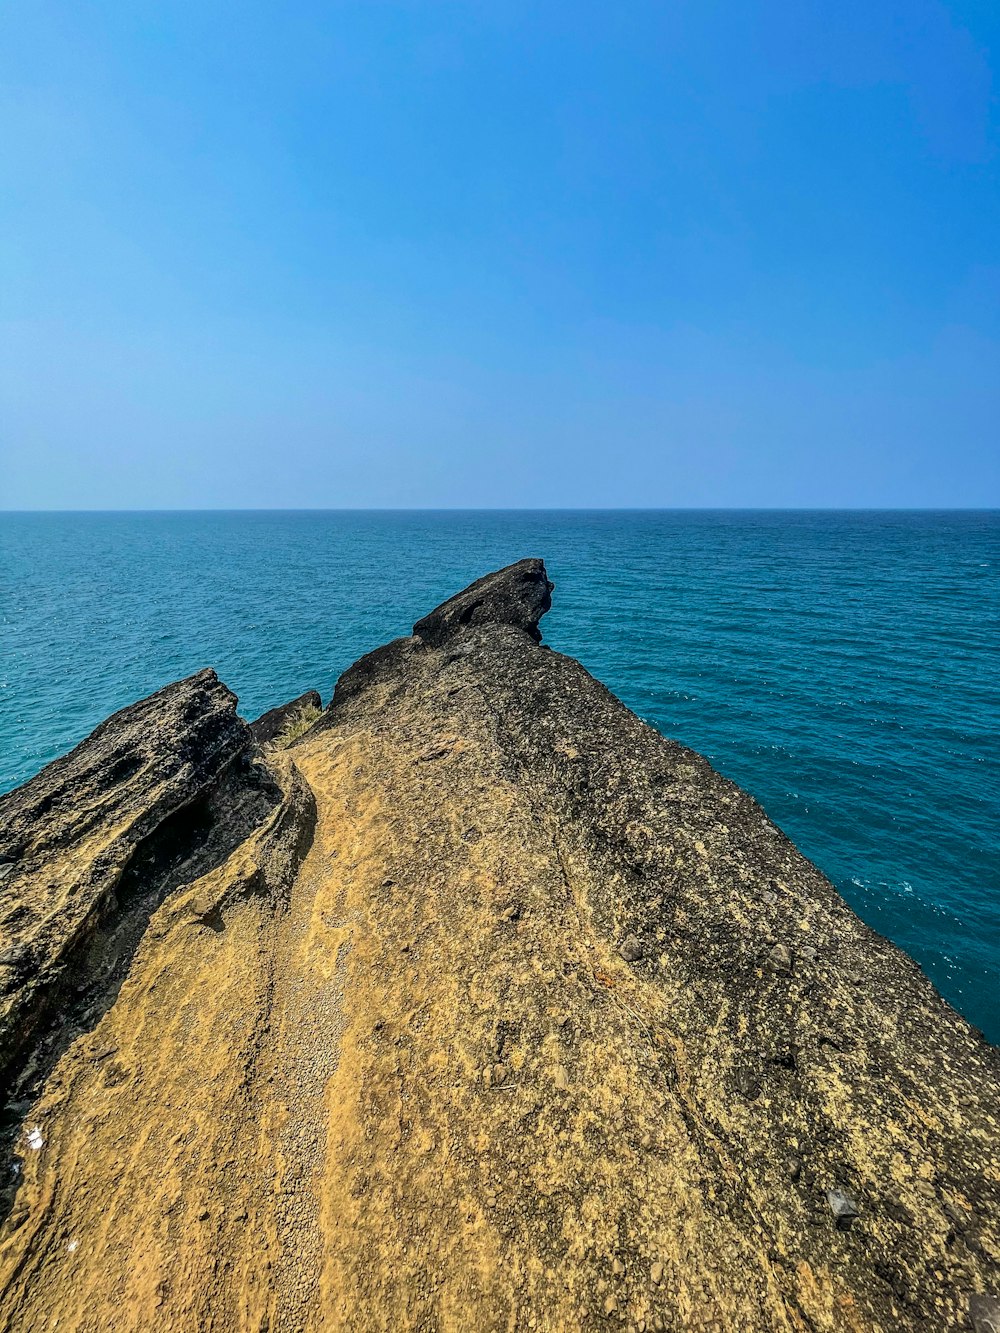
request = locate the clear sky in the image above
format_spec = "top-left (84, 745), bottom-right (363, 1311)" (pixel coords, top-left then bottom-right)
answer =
top-left (2, 1), bottom-right (998, 509)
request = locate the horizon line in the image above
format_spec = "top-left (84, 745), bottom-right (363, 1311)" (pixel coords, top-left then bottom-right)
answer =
top-left (3, 506), bottom-right (999, 516)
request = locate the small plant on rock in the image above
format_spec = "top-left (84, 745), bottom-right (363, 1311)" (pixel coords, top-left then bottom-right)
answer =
top-left (275, 702), bottom-right (322, 749)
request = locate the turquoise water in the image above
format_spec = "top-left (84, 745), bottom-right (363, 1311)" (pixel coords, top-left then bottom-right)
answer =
top-left (2, 510), bottom-right (998, 1040)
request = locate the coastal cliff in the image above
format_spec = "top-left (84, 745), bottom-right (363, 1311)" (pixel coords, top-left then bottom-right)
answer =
top-left (0, 560), bottom-right (997, 1332)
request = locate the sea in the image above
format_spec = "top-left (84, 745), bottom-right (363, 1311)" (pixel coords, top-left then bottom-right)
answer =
top-left (1, 510), bottom-right (997, 1041)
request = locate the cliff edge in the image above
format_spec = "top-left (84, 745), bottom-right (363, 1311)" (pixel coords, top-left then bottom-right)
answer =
top-left (0, 561), bottom-right (997, 1332)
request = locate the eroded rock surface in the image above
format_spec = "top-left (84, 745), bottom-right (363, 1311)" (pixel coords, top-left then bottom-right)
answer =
top-left (0, 669), bottom-right (252, 1086)
top-left (0, 563), bottom-right (997, 1332)
top-left (412, 554), bottom-right (553, 646)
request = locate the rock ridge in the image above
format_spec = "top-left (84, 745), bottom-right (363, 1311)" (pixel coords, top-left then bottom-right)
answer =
top-left (0, 561), bottom-right (997, 1332)
top-left (0, 668), bottom-right (252, 1089)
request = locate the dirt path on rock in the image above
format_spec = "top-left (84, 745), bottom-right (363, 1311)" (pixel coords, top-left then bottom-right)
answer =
top-left (266, 739), bottom-right (353, 1333)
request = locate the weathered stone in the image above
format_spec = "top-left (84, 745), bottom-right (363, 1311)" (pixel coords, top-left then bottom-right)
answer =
top-left (619, 934), bottom-right (645, 963)
top-left (827, 1189), bottom-right (859, 1228)
top-left (412, 557), bottom-right (553, 648)
top-left (768, 943), bottom-right (793, 973)
top-left (0, 562), bottom-right (998, 1332)
top-left (0, 670), bottom-right (253, 1084)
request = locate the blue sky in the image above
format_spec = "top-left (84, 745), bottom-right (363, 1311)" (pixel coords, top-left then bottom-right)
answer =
top-left (2, 1), bottom-right (998, 508)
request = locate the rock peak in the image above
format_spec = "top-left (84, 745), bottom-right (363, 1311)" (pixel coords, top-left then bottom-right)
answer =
top-left (412, 557), bottom-right (553, 648)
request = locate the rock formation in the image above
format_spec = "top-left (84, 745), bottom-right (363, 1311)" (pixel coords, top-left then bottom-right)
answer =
top-left (0, 560), bottom-right (997, 1332)
top-left (0, 669), bottom-right (257, 1088)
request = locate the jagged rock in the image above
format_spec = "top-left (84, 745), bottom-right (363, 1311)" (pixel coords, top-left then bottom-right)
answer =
top-left (0, 564), bottom-right (998, 1331)
top-left (250, 689), bottom-right (323, 744)
top-left (412, 557), bottom-right (553, 647)
top-left (0, 669), bottom-right (251, 1084)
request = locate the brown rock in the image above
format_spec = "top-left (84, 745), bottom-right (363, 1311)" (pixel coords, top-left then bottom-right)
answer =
top-left (0, 563), bottom-right (998, 1332)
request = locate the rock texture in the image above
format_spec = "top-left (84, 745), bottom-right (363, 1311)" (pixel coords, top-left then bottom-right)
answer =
top-left (0, 669), bottom-right (251, 1087)
top-left (0, 562), bottom-right (997, 1332)
top-left (412, 555), bottom-right (553, 646)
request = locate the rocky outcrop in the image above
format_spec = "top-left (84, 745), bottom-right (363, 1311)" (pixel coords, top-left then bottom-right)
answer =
top-left (412, 555), bottom-right (553, 646)
top-left (0, 669), bottom-right (252, 1087)
top-left (0, 563), bottom-right (997, 1332)
top-left (251, 689), bottom-right (323, 744)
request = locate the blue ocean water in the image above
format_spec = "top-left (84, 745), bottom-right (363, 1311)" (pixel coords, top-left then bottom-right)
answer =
top-left (2, 510), bottom-right (998, 1040)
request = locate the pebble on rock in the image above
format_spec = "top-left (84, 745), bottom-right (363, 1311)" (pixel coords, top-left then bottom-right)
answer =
top-left (827, 1189), bottom-right (859, 1228)
top-left (619, 935), bottom-right (645, 963)
top-left (768, 944), bottom-right (793, 974)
